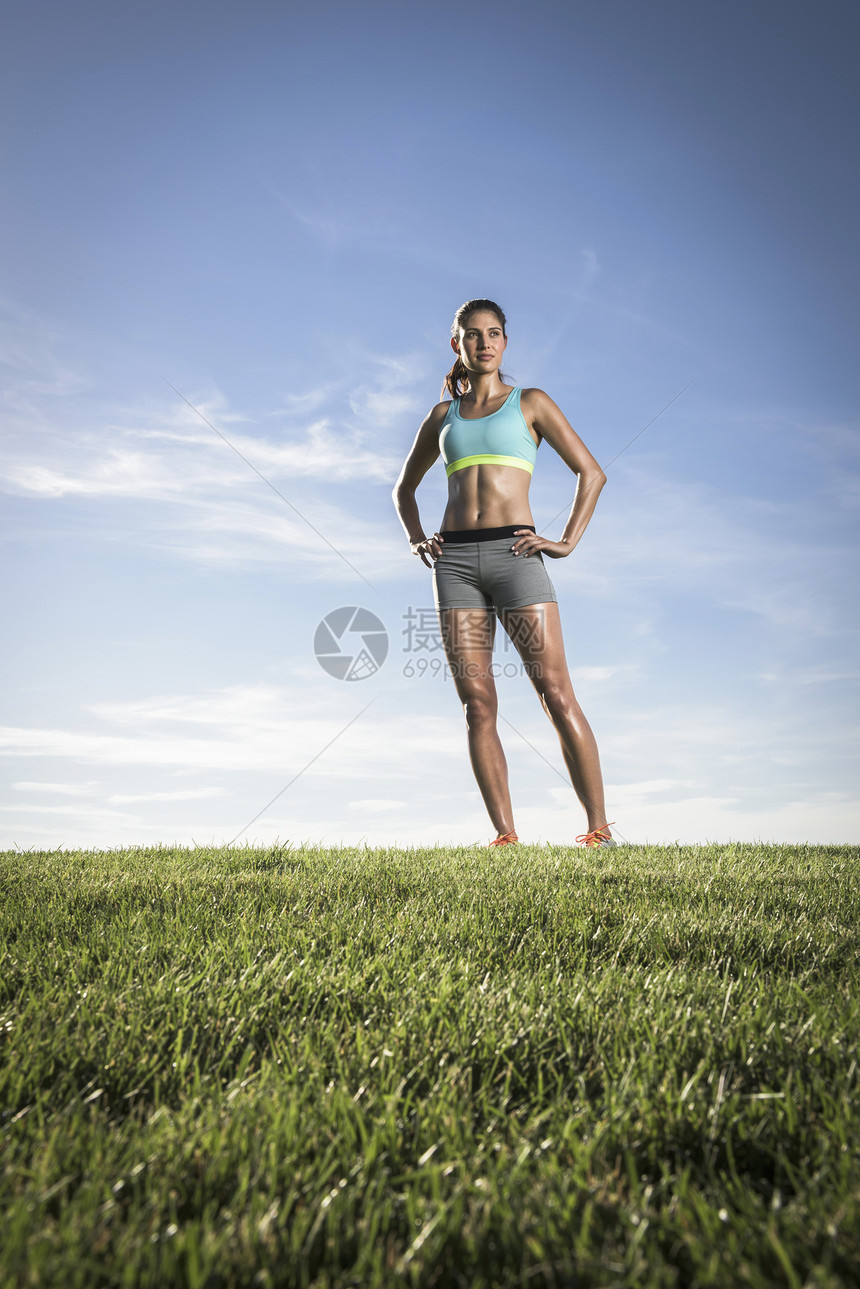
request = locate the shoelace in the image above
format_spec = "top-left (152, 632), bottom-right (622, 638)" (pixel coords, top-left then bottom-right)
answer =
top-left (575, 822), bottom-right (616, 847)
top-left (488, 831), bottom-right (519, 847)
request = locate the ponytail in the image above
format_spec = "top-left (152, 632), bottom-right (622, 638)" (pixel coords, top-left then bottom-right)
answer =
top-left (442, 355), bottom-right (471, 400)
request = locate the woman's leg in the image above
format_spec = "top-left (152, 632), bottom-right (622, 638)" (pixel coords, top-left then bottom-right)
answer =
top-left (438, 607), bottom-right (515, 837)
top-left (499, 601), bottom-right (611, 834)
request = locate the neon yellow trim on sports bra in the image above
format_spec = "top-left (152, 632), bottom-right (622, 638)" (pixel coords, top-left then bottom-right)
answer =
top-left (444, 453), bottom-right (535, 478)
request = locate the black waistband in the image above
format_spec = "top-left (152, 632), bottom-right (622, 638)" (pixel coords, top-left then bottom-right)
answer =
top-left (439, 525), bottom-right (535, 544)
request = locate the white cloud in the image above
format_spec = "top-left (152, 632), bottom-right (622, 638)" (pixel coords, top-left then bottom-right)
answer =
top-left (0, 683), bottom-right (463, 777)
top-left (0, 803), bottom-right (142, 823)
top-left (3, 673), bottom-right (857, 849)
top-left (549, 777), bottom-right (693, 808)
top-left (0, 327), bottom-right (425, 579)
top-left (107, 788), bottom-right (223, 803)
top-left (348, 351), bottom-right (425, 431)
top-left (267, 387), bottom-right (335, 416)
top-left (572, 664), bottom-right (641, 685)
top-left (756, 665), bottom-right (860, 685)
top-left (11, 780), bottom-right (102, 795)
top-left (347, 798), bottom-right (407, 812)
top-left (1, 411), bottom-right (399, 500)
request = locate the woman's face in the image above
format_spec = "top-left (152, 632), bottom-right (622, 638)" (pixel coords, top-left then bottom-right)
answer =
top-left (452, 310), bottom-right (507, 375)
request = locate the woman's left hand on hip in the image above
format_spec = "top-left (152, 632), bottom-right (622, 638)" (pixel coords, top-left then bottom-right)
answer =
top-left (511, 530), bottom-right (572, 560)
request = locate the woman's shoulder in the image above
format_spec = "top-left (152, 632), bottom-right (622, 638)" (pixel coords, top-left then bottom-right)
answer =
top-left (518, 389), bottom-right (562, 442)
top-left (520, 388), bottom-right (564, 419)
top-left (519, 387), bottom-right (554, 407)
top-left (518, 386), bottom-right (559, 417)
top-left (415, 399), bottom-right (453, 439)
top-left (427, 398), bottom-right (454, 424)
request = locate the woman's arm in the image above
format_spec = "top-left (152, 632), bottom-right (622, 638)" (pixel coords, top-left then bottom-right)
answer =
top-left (514, 388), bottom-right (607, 559)
top-left (392, 402), bottom-right (448, 567)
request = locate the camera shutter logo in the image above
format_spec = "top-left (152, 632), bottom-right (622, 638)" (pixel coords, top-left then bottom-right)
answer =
top-left (314, 607), bottom-right (389, 681)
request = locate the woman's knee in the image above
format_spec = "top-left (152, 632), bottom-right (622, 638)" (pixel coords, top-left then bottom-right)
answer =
top-left (537, 678), bottom-right (578, 722)
top-left (461, 686), bottom-right (498, 729)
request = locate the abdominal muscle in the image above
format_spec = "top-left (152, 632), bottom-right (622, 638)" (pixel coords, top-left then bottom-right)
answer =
top-left (440, 463), bottom-right (535, 531)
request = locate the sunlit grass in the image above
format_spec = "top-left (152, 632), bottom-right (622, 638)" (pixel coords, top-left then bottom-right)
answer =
top-left (2, 842), bottom-right (859, 1287)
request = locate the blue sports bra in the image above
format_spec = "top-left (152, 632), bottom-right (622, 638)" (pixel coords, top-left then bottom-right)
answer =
top-left (439, 387), bottom-right (538, 478)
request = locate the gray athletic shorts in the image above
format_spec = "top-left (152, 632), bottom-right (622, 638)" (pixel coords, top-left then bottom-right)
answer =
top-left (432, 526), bottom-right (558, 613)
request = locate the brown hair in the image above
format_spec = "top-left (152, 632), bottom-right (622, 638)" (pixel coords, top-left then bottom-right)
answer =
top-left (443, 298), bottom-right (509, 399)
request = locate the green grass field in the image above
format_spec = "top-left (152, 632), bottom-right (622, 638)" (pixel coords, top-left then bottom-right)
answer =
top-left (2, 842), bottom-right (859, 1288)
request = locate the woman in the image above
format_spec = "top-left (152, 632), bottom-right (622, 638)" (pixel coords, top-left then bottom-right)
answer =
top-left (392, 299), bottom-right (615, 849)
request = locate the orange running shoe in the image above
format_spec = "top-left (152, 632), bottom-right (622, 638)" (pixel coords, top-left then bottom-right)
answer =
top-left (575, 823), bottom-right (617, 848)
top-left (489, 831), bottom-right (519, 847)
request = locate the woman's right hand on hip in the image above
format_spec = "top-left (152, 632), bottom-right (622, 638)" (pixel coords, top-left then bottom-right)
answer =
top-left (411, 533), bottom-right (445, 568)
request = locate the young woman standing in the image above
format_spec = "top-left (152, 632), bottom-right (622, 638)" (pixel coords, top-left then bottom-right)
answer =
top-left (393, 299), bottom-right (615, 848)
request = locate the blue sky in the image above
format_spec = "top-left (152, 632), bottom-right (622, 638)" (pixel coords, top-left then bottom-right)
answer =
top-left (2, 0), bottom-right (858, 849)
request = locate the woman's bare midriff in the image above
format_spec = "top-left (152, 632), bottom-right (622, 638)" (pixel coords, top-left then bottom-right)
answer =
top-left (440, 463), bottom-right (535, 531)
